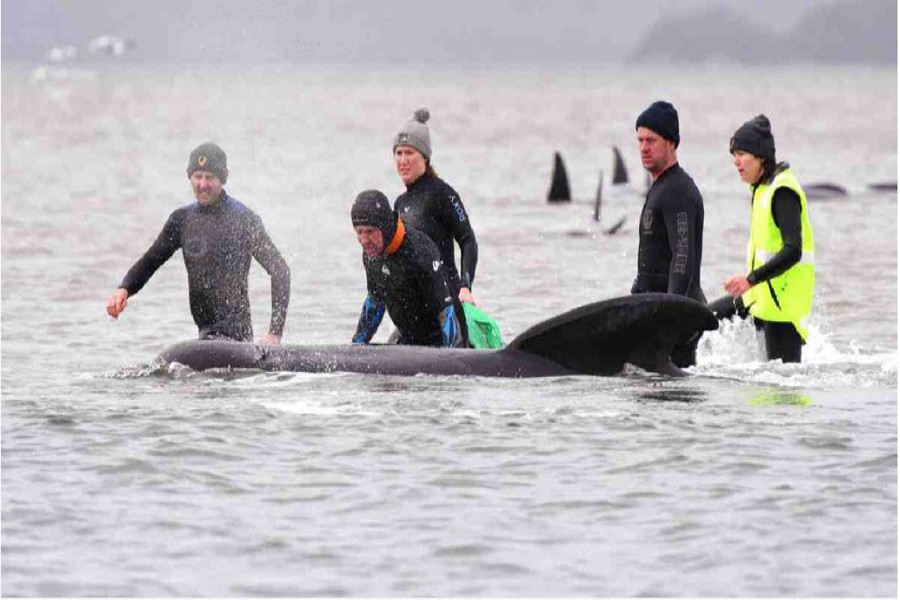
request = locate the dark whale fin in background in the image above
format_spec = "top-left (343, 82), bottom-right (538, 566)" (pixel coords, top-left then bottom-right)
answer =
top-left (611, 145), bottom-right (628, 185)
top-left (804, 182), bottom-right (848, 199)
top-left (868, 181), bottom-right (897, 192)
top-left (547, 151), bottom-right (572, 203)
top-left (603, 217), bottom-right (626, 235)
top-left (157, 295), bottom-right (718, 378)
top-left (594, 169), bottom-right (626, 234)
top-left (508, 293), bottom-right (717, 376)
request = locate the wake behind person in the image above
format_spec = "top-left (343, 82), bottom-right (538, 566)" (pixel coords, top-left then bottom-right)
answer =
top-left (350, 190), bottom-right (465, 348)
top-left (105, 143), bottom-right (290, 344)
top-left (632, 101), bottom-right (706, 367)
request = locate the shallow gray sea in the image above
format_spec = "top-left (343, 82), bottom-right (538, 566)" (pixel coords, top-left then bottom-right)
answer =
top-left (2, 61), bottom-right (897, 596)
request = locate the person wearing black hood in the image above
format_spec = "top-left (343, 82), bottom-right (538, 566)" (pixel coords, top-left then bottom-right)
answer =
top-left (351, 190), bottom-right (466, 348)
top-left (105, 143), bottom-right (290, 344)
top-left (632, 100), bottom-right (706, 367)
top-left (712, 114), bottom-right (815, 363)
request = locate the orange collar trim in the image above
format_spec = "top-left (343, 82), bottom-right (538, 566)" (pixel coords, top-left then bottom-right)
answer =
top-left (383, 218), bottom-right (405, 256)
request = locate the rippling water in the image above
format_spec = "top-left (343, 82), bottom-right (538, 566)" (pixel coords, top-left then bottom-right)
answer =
top-left (2, 61), bottom-right (896, 596)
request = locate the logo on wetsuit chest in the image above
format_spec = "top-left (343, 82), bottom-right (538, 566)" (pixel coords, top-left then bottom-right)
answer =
top-left (641, 207), bottom-right (653, 230)
top-left (183, 237), bottom-right (208, 257)
top-left (381, 264), bottom-right (391, 276)
top-left (432, 260), bottom-right (441, 271)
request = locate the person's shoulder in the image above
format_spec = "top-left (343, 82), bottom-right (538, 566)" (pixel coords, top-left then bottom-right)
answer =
top-left (223, 193), bottom-right (251, 212)
top-left (433, 175), bottom-right (460, 198)
top-left (670, 165), bottom-right (703, 200)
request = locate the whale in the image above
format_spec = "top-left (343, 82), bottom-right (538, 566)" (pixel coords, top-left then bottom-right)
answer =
top-left (157, 294), bottom-right (718, 378)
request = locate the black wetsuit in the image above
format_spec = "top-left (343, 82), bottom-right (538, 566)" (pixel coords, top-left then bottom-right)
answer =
top-left (352, 227), bottom-right (463, 347)
top-left (394, 171), bottom-right (478, 296)
top-left (711, 166), bottom-right (804, 362)
top-left (119, 191), bottom-right (290, 341)
top-left (631, 163), bottom-right (706, 367)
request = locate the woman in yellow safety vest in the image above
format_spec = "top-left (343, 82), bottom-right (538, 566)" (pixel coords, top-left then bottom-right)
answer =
top-left (716, 114), bottom-right (815, 363)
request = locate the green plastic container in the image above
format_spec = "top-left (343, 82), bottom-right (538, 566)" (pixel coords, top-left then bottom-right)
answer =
top-left (463, 303), bottom-right (504, 349)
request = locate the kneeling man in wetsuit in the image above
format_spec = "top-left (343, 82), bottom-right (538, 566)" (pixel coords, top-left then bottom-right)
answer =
top-left (350, 190), bottom-right (466, 348)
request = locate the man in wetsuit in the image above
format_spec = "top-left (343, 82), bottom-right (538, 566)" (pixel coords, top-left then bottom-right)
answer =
top-left (350, 190), bottom-right (465, 347)
top-left (631, 101), bottom-right (706, 367)
top-left (105, 143), bottom-right (291, 344)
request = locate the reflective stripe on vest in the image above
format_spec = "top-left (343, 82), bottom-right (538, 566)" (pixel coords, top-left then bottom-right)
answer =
top-left (741, 167), bottom-right (816, 340)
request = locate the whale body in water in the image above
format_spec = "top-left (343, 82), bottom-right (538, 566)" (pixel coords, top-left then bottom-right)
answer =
top-left (157, 294), bottom-right (718, 378)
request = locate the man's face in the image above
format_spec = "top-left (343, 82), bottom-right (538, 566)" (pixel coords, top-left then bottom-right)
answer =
top-left (190, 170), bottom-right (223, 205)
top-left (636, 127), bottom-right (675, 177)
top-left (355, 225), bottom-right (385, 257)
top-left (394, 145), bottom-right (427, 185)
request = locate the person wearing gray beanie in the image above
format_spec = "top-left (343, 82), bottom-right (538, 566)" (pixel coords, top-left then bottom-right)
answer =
top-left (350, 189), bottom-right (466, 348)
top-left (392, 107), bottom-right (480, 322)
top-left (631, 100), bottom-right (706, 368)
top-left (393, 107), bottom-right (432, 160)
top-left (719, 114), bottom-right (816, 363)
top-left (106, 142), bottom-right (290, 345)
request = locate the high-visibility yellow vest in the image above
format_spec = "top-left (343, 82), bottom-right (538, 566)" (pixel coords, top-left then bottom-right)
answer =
top-left (741, 167), bottom-right (815, 340)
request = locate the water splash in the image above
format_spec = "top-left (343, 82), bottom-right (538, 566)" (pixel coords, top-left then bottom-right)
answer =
top-left (695, 317), bottom-right (896, 389)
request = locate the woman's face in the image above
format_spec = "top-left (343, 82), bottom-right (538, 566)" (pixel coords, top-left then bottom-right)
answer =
top-left (394, 145), bottom-right (427, 185)
top-left (732, 150), bottom-right (764, 184)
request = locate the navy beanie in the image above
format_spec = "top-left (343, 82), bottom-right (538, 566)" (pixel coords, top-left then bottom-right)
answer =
top-left (729, 114), bottom-right (776, 163)
top-left (187, 142), bottom-right (228, 184)
top-left (351, 190), bottom-right (398, 243)
top-left (635, 101), bottom-right (680, 148)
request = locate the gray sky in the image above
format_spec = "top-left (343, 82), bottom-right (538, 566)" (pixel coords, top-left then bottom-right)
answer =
top-left (0, 0), bottom-right (850, 64)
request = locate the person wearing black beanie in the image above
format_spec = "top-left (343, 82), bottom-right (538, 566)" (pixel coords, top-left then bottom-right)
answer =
top-left (717, 114), bottom-right (816, 363)
top-left (351, 190), bottom-right (466, 348)
top-left (631, 100), bottom-right (706, 368)
top-left (105, 142), bottom-right (290, 345)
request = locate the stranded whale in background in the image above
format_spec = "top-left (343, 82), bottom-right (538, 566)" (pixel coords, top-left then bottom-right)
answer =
top-left (158, 294), bottom-right (718, 378)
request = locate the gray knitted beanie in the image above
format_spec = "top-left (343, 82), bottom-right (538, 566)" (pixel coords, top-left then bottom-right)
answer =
top-left (393, 108), bottom-right (432, 159)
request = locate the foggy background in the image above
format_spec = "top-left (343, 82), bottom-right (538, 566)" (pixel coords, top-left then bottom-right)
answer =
top-left (3, 0), bottom-right (895, 65)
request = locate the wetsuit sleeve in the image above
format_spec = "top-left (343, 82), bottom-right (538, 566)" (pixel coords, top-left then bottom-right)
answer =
top-left (248, 214), bottom-right (291, 337)
top-left (438, 305), bottom-right (464, 348)
top-left (441, 185), bottom-right (478, 289)
top-left (119, 211), bottom-right (182, 296)
top-left (352, 293), bottom-right (385, 344)
top-left (660, 195), bottom-right (701, 296)
top-left (747, 188), bottom-right (802, 285)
